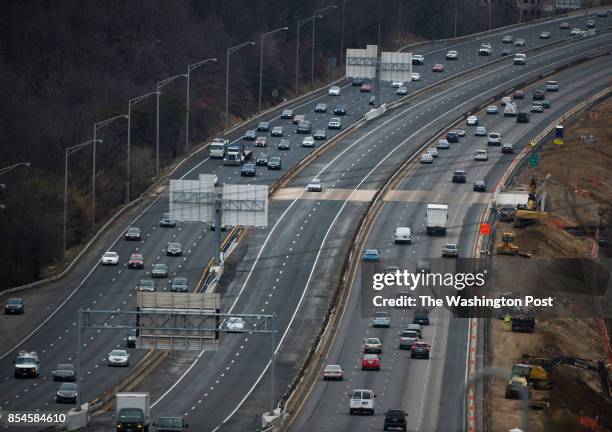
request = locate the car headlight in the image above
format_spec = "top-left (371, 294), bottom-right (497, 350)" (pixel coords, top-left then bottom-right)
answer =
top-left (57, 392), bottom-right (61, 396)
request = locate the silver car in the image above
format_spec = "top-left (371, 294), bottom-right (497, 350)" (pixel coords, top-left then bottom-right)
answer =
top-left (108, 349), bottom-right (130, 367)
top-left (442, 243), bottom-right (459, 258)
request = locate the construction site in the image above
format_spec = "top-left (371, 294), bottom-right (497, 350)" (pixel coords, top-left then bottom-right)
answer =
top-left (486, 97), bottom-right (612, 432)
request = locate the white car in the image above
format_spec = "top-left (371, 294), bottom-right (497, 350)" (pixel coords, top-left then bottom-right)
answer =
top-left (474, 149), bottom-right (488, 161)
top-left (302, 136), bottom-right (315, 148)
top-left (392, 80), bottom-right (403, 88)
top-left (501, 96), bottom-right (512, 106)
top-left (442, 243), bottom-right (459, 258)
top-left (412, 54), bottom-right (425, 65)
top-left (488, 132), bottom-right (502, 146)
top-left (452, 129), bottom-right (466, 137)
top-left (420, 153), bottom-right (434, 164)
top-left (225, 317), bottom-right (245, 332)
top-left (570, 28), bottom-right (581, 35)
top-left (514, 38), bottom-right (526, 47)
top-left (546, 80), bottom-right (559, 92)
top-left (540, 31), bottom-right (551, 39)
top-left (101, 252), bottom-right (119, 265)
top-left (328, 118), bottom-right (342, 129)
top-left (328, 86), bottom-right (341, 96)
top-left (446, 50), bottom-right (458, 60)
top-left (531, 102), bottom-right (544, 113)
top-left (486, 105), bottom-right (498, 114)
top-left (411, 72), bottom-right (421, 81)
top-left (108, 350), bottom-right (130, 367)
top-left (307, 179), bottom-right (322, 192)
top-left (427, 148), bottom-right (439, 158)
top-left (396, 86), bottom-right (408, 95)
top-left (475, 126), bottom-right (487, 136)
top-left (466, 115), bottom-right (478, 125)
top-left (323, 364), bottom-right (344, 381)
top-left (437, 139), bottom-right (450, 149)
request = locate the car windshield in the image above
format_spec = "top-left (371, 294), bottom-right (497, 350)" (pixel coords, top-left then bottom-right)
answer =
top-left (16, 356), bottom-right (36, 364)
top-left (402, 331), bottom-right (418, 338)
top-left (326, 365), bottom-right (341, 372)
top-left (366, 338), bottom-right (380, 344)
top-left (56, 364), bottom-right (73, 370)
top-left (118, 409), bottom-right (143, 421)
top-left (110, 350), bottom-right (125, 356)
top-left (364, 354), bottom-right (377, 360)
top-left (387, 409), bottom-right (405, 416)
top-left (59, 383), bottom-right (77, 391)
top-left (173, 278), bottom-right (187, 284)
top-left (158, 418), bottom-right (182, 427)
top-left (7, 299), bottom-right (22, 305)
top-left (374, 312), bottom-right (388, 318)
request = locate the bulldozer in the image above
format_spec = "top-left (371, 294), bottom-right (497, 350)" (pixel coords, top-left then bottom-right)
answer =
top-left (496, 232), bottom-right (519, 255)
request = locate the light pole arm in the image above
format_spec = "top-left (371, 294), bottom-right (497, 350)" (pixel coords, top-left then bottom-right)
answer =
top-left (158, 74), bottom-right (188, 89)
top-left (0, 162), bottom-right (31, 177)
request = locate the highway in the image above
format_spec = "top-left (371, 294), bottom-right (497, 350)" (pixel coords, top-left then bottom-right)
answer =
top-left (0, 9), bottom-right (610, 431)
top-left (289, 56), bottom-right (612, 432)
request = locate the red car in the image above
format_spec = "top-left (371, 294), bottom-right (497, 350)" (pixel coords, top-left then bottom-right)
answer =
top-left (128, 253), bottom-right (144, 269)
top-left (361, 354), bottom-right (381, 370)
top-left (292, 114), bottom-right (305, 125)
top-left (254, 136), bottom-right (267, 147)
top-left (559, 21), bottom-right (570, 29)
top-left (411, 342), bottom-right (431, 359)
top-left (513, 90), bottom-right (524, 99)
top-left (432, 64), bottom-right (444, 72)
top-left (360, 83), bottom-right (372, 93)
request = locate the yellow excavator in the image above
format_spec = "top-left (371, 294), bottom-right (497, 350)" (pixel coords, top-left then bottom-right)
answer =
top-left (496, 232), bottom-right (519, 255)
top-left (514, 176), bottom-right (548, 227)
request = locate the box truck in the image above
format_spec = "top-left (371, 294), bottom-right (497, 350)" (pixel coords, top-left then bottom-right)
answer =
top-left (116, 392), bottom-right (150, 432)
top-left (426, 204), bottom-right (448, 235)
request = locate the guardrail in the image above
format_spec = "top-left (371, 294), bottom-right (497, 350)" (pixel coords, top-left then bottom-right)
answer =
top-left (278, 45), bottom-right (611, 430)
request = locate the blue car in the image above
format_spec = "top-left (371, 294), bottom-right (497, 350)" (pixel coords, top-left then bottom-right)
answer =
top-left (362, 249), bottom-right (380, 262)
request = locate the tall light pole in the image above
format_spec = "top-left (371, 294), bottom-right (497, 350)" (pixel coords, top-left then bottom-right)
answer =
top-left (454, 0), bottom-right (458, 38)
top-left (296, 16), bottom-right (320, 97)
top-left (93, 114), bottom-right (128, 230)
top-left (186, 58), bottom-right (217, 154)
top-left (398, 0), bottom-right (402, 47)
top-left (127, 91), bottom-right (159, 204)
top-left (259, 27), bottom-right (289, 113)
top-left (341, 0), bottom-right (347, 65)
top-left (156, 74), bottom-right (187, 175)
top-left (64, 140), bottom-right (101, 253)
top-left (225, 42), bottom-right (255, 130)
top-left (312, 5), bottom-right (337, 87)
top-left (378, 0), bottom-right (382, 46)
top-left (488, 0), bottom-right (492, 31)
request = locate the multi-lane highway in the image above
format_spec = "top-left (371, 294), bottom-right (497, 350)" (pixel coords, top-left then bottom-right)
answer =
top-left (289, 56), bottom-right (612, 432)
top-left (0, 8), bottom-right (610, 431)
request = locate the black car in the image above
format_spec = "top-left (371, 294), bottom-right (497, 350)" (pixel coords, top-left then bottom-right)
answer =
top-left (280, 109), bottom-right (294, 119)
top-left (241, 163), bottom-right (256, 177)
top-left (154, 416), bottom-right (188, 432)
top-left (52, 364), bottom-right (75, 381)
top-left (368, 96), bottom-right (376, 105)
top-left (383, 409), bottom-right (408, 431)
top-left (243, 129), bottom-right (256, 140)
top-left (334, 104), bottom-right (347, 115)
top-left (296, 120), bottom-right (312, 134)
top-left (159, 213), bottom-right (176, 228)
top-left (315, 103), bottom-right (327, 113)
top-left (5, 298), bottom-right (24, 315)
top-left (352, 76), bottom-right (364, 86)
top-left (313, 129), bottom-right (327, 140)
top-left (501, 143), bottom-right (514, 154)
top-left (411, 342), bottom-right (431, 359)
top-left (452, 170), bottom-right (466, 183)
top-left (256, 153), bottom-right (269, 166)
top-left (267, 157), bottom-right (281, 170)
top-left (473, 179), bottom-right (487, 192)
top-left (277, 139), bottom-right (291, 150)
top-left (517, 112), bottom-right (530, 123)
top-left (125, 227), bottom-right (141, 241)
top-left (446, 131), bottom-right (459, 143)
top-left (126, 329), bottom-right (138, 348)
top-left (414, 308), bottom-right (430, 325)
top-left (532, 90), bottom-right (545, 100)
top-left (56, 383), bottom-right (78, 404)
top-left (256, 121), bottom-right (269, 132)
top-left (166, 242), bottom-right (183, 256)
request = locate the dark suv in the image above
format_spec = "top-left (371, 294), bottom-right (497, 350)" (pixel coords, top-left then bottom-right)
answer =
top-left (5, 298), bottom-right (24, 315)
top-left (383, 409), bottom-right (407, 431)
top-left (452, 170), bottom-right (467, 183)
top-left (446, 131), bottom-right (459, 143)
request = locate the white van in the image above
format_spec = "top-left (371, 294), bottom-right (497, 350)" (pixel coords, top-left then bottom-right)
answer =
top-left (513, 53), bottom-right (527, 65)
top-left (394, 227), bottom-right (412, 244)
top-left (504, 103), bottom-right (517, 117)
top-left (349, 389), bottom-right (376, 415)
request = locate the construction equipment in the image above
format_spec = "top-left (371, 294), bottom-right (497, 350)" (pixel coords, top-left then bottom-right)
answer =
top-left (505, 376), bottom-right (531, 399)
top-left (521, 355), bottom-right (610, 397)
top-left (511, 307), bottom-right (536, 333)
top-left (496, 232), bottom-right (519, 255)
top-left (514, 176), bottom-right (548, 227)
top-left (510, 363), bottom-right (552, 390)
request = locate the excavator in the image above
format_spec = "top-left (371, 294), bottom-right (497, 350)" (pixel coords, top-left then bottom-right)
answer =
top-left (496, 232), bottom-right (519, 255)
top-left (514, 176), bottom-right (548, 227)
top-left (505, 355), bottom-right (610, 400)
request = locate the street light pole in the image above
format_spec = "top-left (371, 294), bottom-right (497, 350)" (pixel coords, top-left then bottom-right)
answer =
top-left (127, 92), bottom-right (159, 204)
top-left (378, 0), bottom-right (382, 46)
top-left (186, 58), bottom-right (217, 154)
top-left (398, 0), bottom-right (402, 47)
top-left (156, 74), bottom-right (187, 175)
top-left (0, 162), bottom-right (30, 177)
top-left (311, 5), bottom-right (337, 88)
top-left (454, 0), bottom-right (458, 38)
top-left (93, 115), bottom-right (127, 230)
top-left (341, 0), bottom-right (347, 65)
top-left (488, 0), bottom-right (492, 31)
top-left (64, 140), bottom-right (101, 253)
top-left (259, 27), bottom-right (288, 113)
top-left (225, 42), bottom-right (255, 131)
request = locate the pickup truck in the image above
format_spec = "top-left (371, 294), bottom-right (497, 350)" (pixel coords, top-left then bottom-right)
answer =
top-left (479, 44), bottom-right (492, 56)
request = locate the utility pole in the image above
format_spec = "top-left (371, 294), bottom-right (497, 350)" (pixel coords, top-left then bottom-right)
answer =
top-left (311, 5), bottom-right (337, 88)
top-left (186, 58), bottom-right (217, 152)
top-left (226, 42), bottom-right (255, 130)
top-left (454, 0), bottom-right (458, 38)
top-left (156, 74), bottom-right (187, 174)
top-left (258, 27), bottom-right (288, 113)
top-left (340, 0), bottom-right (347, 65)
